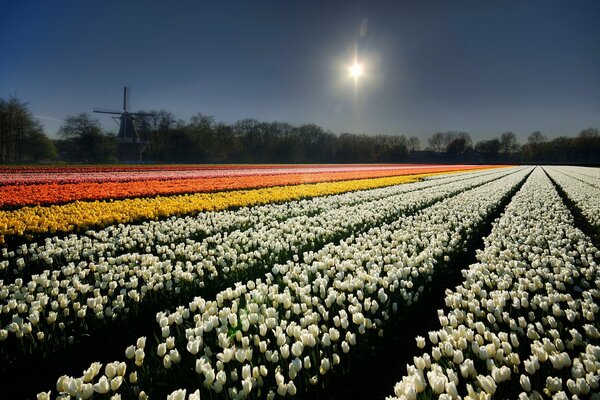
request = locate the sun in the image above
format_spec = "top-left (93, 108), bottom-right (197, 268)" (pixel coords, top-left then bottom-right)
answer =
top-left (349, 62), bottom-right (363, 79)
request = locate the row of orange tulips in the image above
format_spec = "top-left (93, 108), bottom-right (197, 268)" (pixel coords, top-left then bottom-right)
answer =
top-left (0, 164), bottom-right (478, 185)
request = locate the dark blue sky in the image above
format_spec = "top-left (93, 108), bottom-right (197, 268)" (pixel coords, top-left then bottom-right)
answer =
top-left (2, 1), bottom-right (599, 141)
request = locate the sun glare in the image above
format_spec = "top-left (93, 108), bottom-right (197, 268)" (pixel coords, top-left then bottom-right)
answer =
top-left (349, 62), bottom-right (363, 79)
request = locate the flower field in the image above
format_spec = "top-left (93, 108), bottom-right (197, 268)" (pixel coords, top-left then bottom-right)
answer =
top-left (0, 164), bottom-right (598, 400)
top-left (0, 164), bottom-right (493, 208)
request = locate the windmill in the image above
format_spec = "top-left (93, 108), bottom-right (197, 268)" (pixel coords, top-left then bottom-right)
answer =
top-left (94, 86), bottom-right (155, 162)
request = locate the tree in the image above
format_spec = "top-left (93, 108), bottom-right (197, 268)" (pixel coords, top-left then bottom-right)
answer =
top-left (138, 110), bottom-right (178, 160)
top-left (446, 137), bottom-right (470, 155)
top-left (475, 138), bottom-right (500, 161)
top-left (427, 132), bottom-right (445, 152)
top-left (499, 131), bottom-right (520, 155)
top-left (59, 113), bottom-right (116, 162)
top-left (22, 129), bottom-right (57, 161)
top-left (59, 113), bottom-right (99, 138)
top-left (451, 132), bottom-right (473, 148)
top-left (189, 113), bottom-right (215, 130)
top-left (233, 119), bottom-right (260, 136)
top-left (543, 136), bottom-right (573, 163)
top-left (185, 112), bottom-right (216, 162)
top-left (407, 136), bottom-right (420, 152)
top-left (522, 131), bottom-right (548, 162)
top-left (573, 127), bottom-right (600, 163)
top-left (428, 131), bottom-right (472, 152)
top-left (213, 123), bottom-right (238, 162)
top-left (578, 127), bottom-right (599, 138)
top-left (527, 131), bottom-right (547, 145)
top-left (0, 95), bottom-right (56, 162)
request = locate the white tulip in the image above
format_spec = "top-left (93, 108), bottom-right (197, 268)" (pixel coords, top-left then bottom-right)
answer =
top-left (166, 389), bottom-right (186, 400)
top-left (291, 341), bottom-right (303, 357)
top-left (519, 374), bottom-right (531, 392)
top-left (92, 376), bottom-right (110, 394)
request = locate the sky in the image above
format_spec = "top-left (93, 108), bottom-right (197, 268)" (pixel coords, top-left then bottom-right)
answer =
top-left (1, 0), bottom-right (600, 142)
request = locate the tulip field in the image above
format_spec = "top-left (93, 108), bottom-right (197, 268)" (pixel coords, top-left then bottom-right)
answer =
top-left (0, 164), bottom-right (598, 400)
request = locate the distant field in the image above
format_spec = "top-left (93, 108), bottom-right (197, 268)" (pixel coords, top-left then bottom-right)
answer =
top-left (0, 164), bottom-right (598, 400)
top-left (0, 164), bottom-right (494, 237)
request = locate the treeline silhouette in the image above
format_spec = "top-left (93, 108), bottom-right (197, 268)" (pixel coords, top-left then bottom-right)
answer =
top-left (0, 97), bottom-right (57, 162)
top-left (1, 96), bottom-right (598, 164)
top-left (134, 112), bottom-right (420, 163)
top-left (425, 129), bottom-right (600, 164)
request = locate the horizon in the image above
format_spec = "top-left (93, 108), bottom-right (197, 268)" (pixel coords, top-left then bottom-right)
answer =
top-left (2, 1), bottom-right (600, 143)
top-left (30, 107), bottom-right (600, 144)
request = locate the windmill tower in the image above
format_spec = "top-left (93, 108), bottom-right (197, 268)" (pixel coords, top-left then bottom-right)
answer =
top-left (94, 86), bottom-right (155, 162)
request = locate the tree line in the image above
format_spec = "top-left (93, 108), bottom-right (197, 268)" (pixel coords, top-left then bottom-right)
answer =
top-left (0, 97), bottom-right (57, 162)
top-left (0, 96), bottom-right (598, 164)
top-left (133, 112), bottom-right (421, 163)
top-left (426, 129), bottom-right (599, 164)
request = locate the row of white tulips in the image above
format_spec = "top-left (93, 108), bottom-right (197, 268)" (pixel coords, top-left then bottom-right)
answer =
top-left (548, 166), bottom-right (600, 188)
top-left (40, 168), bottom-right (532, 399)
top-left (567, 165), bottom-right (600, 178)
top-left (0, 168), bottom-right (521, 356)
top-left (545, 166), bottom-right (600, 190)
top-left (544, 166), bottom-right (600, 230)
top-left (388, 167), bottom-right (600, 400)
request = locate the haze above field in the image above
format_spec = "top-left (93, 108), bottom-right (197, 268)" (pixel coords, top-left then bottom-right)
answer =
top-left (1, 0), bottom-right (599, 141)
